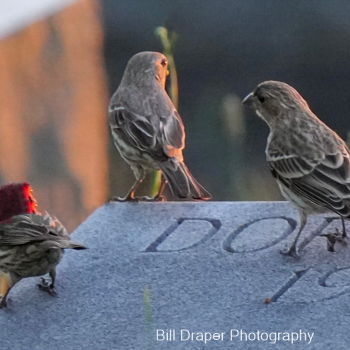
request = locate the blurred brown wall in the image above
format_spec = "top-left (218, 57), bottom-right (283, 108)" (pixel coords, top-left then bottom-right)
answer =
top-left (0, 0), bottom-right (108, 230)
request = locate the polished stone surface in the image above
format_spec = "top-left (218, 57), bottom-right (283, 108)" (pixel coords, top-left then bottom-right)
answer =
top-left (1, 201), bottom-right (350, 349)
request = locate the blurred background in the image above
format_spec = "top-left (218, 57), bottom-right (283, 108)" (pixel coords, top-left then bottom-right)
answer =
top-left (1, 0), bottom-right (350, 230)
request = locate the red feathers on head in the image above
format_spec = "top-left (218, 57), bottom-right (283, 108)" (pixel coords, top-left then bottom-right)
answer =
top-left (0, 182), bottom-right (38, 223)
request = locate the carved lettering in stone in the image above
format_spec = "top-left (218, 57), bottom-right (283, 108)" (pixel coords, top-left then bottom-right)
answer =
top-left (144, 218), bottom-right (221, 252)
top-left (223, 216), bottom-right (297, 253)
top-left (268, 267), bottom-right (350, 303)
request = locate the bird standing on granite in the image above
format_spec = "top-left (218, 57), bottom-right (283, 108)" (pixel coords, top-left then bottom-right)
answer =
top-left (0, 183), bottom-right (86, 308)
top-left (0, 212), bottom-right (86, 308)
top-left (0, 182), bottom-right (38, 300)
top-left (108, 51), bottom-right (211, 201)
top-left (243, 81), bottom-right (350, 257)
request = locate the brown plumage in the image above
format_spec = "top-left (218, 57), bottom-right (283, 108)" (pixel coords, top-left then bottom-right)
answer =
top-left (0, 212), bottom-right (86, 308)
top-left (243, 81), bottom-right (350, 257)
top-left (109, 51), bottom-right (211, 201)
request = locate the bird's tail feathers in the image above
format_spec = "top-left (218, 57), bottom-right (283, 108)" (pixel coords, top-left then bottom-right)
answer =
top-left (65, 241), bottom-right (87, 250)
top-left (159, 159), bottom-right (211, 200)
top-left (39, 212), bottom-right (87, 249)
top-left (40, 240), bottom-right (87, 250)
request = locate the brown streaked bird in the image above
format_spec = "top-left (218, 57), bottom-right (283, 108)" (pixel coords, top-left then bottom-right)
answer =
top-left (243, 80), bottom-right (350, 257)
top-left (0, 212), bottom-right (86, 308)
top-left (108, 51), bottom-right (211, 201)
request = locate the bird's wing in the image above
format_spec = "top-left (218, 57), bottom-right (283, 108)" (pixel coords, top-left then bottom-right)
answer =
top-left (160, 110), bottom-right (185, 149)
top-left (160, 110), bottom-right (185, 159)
top-left (109, 104), bottom-right (185, 160)
top-left (0, 213), bottom-right (68, 246)
top-left (268, 146), bottom-right (350, 215)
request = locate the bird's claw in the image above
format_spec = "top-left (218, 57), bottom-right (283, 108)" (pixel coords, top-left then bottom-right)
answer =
top-left (140, 196), bottom-right (153, 201)
top-left (107, 196), bottom-right (132, 202)
top-left (152, 195), bottom-right (167, 202)
top-left (321, 228), bottom-right (348, 252)
top-left (108, 196), bottom-right (153, 202)
top-left (37, 278), bottom-right (57, 296)
top-left (280, 246), bottom-right (300, 260)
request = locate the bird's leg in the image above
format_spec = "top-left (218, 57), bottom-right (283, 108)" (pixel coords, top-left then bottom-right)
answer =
top-left (119, 178), bottom-right (143, 201)
top-left (37, 269), bottom-right (57, 296)
top-left (0, 273), bottom-right (21, 308)
top-left (0, 287), bottom-right (12, 308)
top-left (341, 217), bottom-right (347, 241)
top-left (49, 269), bottom-right (56, 293)
top-left (281, 212), bottom-right (306, 259)
top-left (153, 175), bottom-right (168, 202)
top-left (109, 169), bottom-right (147, 202)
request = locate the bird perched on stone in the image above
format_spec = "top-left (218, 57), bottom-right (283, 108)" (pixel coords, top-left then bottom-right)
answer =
top-left (108, 51), bottom-right (211, 201)
top-left (242, 81), bottom-right (350, 257)
top-left (0, 182), bottom-right (38, 299)
top-left (0, 212), bottom-right (86, 308)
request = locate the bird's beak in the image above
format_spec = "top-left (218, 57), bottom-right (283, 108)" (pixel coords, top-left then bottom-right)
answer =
top-left (242, 92), bottom-right (255, 107)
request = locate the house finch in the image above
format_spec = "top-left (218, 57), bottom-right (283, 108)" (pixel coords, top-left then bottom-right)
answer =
top-left (108, 51), bottom-right (211, 201)
top-left (242, 81), bottom-right (350, 257)
top-left (0, 182), bottom-right (38, 299)
top-left (0, 212), bottom-right (86, 308)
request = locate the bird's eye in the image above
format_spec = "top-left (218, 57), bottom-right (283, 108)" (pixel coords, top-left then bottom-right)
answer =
top-left (258, 95), bottom-right (265, 103)
top-left (161, 58), bottom-right (167, 66)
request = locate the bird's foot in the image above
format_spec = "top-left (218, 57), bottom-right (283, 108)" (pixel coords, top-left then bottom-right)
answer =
top-left (134, 195), bottom-right (167, 202)
top-left (139, 196), bottom-right (154, 201)
top-left (321, 228), bottom-right (348, 252)
top-left (108, 196), bottom-right (131, 202)
top-left (37, 278), bottom-right (57, 296)
top-left (107, 191), bottom-right (167, 202)
top-left (108, 196), bottom-right (153, 203)
top-left (280, 246), bottom-right (300, 260)
top-left (151, 195), bottom-right (167, 202)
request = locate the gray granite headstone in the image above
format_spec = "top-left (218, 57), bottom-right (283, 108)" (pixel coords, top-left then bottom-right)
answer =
top-left (0, 201), bottom-right (350, 349)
